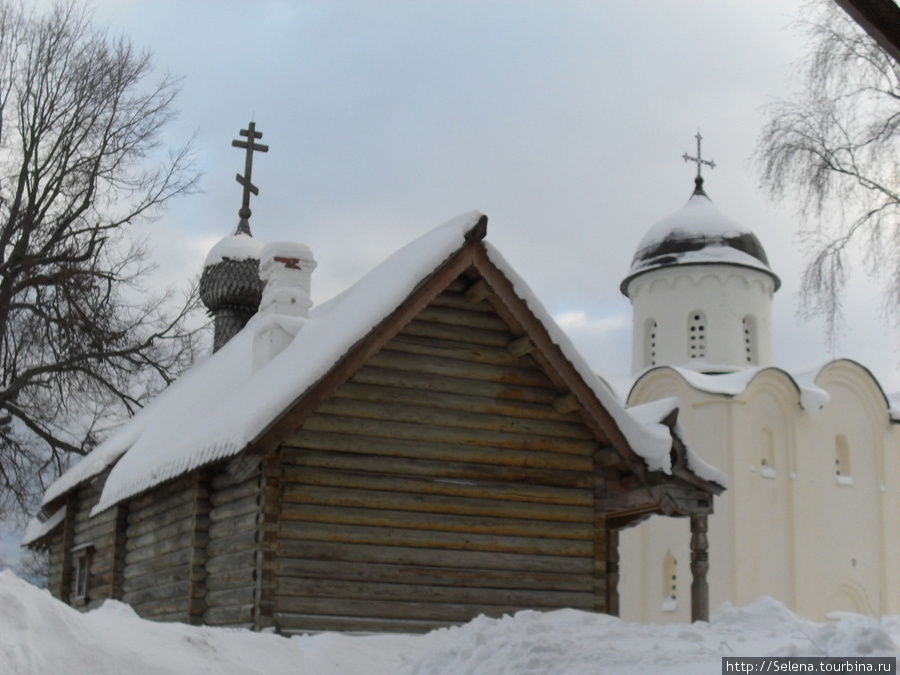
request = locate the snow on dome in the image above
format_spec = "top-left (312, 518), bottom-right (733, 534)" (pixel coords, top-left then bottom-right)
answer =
top-left (203, 231), bottom-right (264, 268)
top-left (621, 191), bottom-right (780, 296)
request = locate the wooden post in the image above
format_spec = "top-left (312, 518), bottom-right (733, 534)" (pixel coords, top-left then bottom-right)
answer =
top-left (606, 528), bottom-right (620, 617)
top-left (690, 514), bottom-right (709, 622)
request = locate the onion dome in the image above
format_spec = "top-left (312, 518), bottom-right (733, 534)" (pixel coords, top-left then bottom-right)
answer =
top-left (200, 229), bottom-right (265, 352)
top-left (621, 178), bottom-right (780, 297)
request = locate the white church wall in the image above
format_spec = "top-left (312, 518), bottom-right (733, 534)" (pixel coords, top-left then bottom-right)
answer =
top-left (628, 265), bottom-right (776, 374)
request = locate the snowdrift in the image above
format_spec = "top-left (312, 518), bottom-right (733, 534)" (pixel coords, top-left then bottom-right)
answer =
top-left (0, 570), bottom-right (897, 675)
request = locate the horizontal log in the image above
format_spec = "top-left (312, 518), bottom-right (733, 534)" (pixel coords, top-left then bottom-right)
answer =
top-left (204, 604), bottom-right (254, 627)
top-left (125, 532), bottom-right (208, 565)
top-left (210, 465), bottom-right (259, 491)
top-left (205, 586), bottom-right (256, 609)
top-left (282, 467), bottom-right (594, 507)
top-left (414, 304), bottom-right (509, 332)
top-left (123, 547), bottom-right (193, 581)
top-left (128, 475), bottom-right (198, 512)
top-left (123, 564), bottom-right (200, 593)
top-left (208, 512), bottom-right (258, 541)
top-left (129, 596), bottom-right (189, 621)
top-left (206, 529), bottom-right (258, 558)
top-left (277, 558), bottom-right (593, 592)
top-left (126, 516), bottom-right (209, 553)
top-left (285, 430), bottom-right (593, 472)
top-left (277, 520), bottom-right (593, 557)
top-left (275, 596), bottom-right (547, 623)
top-left (350, 365), bottom-right (557, 405)
top-left (127, 487), bottom-right (198, 526)
top-left (275, 612), bottom-right (452, 635)
top-left (124, 579), bottom-right (192, 608)
top-left (383, 334), bottom-right (528, 369)
top-left (205, 566), bottom-right (256, 594)
top-left (280, 503), bottom-right (593, 540)
top-left (74, 499), bottom-right (113, 526)
top-left (315, 397), bottom-right (591, 441)
top-left (72, 526), bottom-right (115, 550)
top-left (367, 350), bottom-right (551, 388)
top-left (399, 318), bottom-right (511, 348)
top-left (209, 494), bottom-right (260, 524)
top-left (300, 414), bottom-right (597, 455)
top-left (206, 549), bottom-right (257, 575)
top-left (128, 500), bottom-right (204, 539)
top-left (209, 477), bottom-right (261, 508)
top-left (277, 577), bottom-right (592, 610)
top-left (332, 380), bottom-right (577, 424)
top-left (283, 447), bottom-right (593, 490)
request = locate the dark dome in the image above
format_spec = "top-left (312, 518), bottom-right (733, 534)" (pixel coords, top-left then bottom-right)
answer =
top-left (621, 191), bottom-right (780, 297)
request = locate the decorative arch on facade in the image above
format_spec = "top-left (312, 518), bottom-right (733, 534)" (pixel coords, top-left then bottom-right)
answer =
top-left (742, 371), bottom-right (802, 478)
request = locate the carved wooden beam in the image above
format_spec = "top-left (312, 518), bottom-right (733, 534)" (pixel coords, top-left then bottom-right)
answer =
top-left (690, 514), bottom-right (710, 623)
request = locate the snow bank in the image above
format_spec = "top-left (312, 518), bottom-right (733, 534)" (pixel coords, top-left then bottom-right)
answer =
top-left (1, 571), bottom-right (897, 675)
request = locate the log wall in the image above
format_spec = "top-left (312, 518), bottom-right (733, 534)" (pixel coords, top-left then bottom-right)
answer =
top-left (273, 280), bottom-right (605, 633)
top-left (121, 473), bottom-right (210, 623)
top-left (203, 466), bottom-right (263, 628)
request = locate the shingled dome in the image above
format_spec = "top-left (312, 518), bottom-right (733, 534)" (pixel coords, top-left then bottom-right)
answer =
top-left (621, 185), bottom-right (780, 297)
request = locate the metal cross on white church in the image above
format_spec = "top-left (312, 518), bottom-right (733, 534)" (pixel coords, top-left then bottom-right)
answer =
top-left (682, 132), bottom-right (716, 179)
top-left (232, 121), bottom-right (269, 234)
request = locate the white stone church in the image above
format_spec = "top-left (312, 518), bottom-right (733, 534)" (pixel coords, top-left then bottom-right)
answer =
top-left (616, 169), bottom-right (900, 622)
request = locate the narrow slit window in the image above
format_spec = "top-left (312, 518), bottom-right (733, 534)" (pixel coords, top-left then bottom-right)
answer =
top-left (688, 312), bottom-right (706, 359)
top-left (645, 319), bottom-right (657, 368)
top-left (743, 315), bottom-right (756, 364)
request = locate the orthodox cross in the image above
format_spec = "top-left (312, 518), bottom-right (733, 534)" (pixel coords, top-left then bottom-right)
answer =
top-left (682, 132), bottom-right (715, 195)
top-left (232, 121), bottom-right (269, 234)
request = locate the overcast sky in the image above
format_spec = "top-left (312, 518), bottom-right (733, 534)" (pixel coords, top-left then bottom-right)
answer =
top-left (73, 0), bottom-right (900, 394)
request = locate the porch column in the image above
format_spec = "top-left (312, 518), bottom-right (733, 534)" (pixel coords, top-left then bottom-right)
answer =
top-left (690, 514), bottom-right (709, 622)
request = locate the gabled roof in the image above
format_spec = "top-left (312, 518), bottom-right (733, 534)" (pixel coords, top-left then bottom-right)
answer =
top-left (37, 211), bottom-right (722, 522)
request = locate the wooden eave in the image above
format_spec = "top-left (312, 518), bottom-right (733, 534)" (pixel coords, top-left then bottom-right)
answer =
top-left (237, 231), bottom-right (720, 527)
top-left (836, 0), bottom-right (900, 66)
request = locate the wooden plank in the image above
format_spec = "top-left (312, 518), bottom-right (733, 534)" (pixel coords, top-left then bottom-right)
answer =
top-left (282, 448), bottom-right (593, 490)
top-left (206, 586), bottom-right (256, 609)
top-left (205, 529), bottom-right (258, 558)
top-left (279, 484), bottom-right (592, 524)
top-left (400, 319), bottom-right (511, 347)
top-left (128, 475), bottom-right (198, 512)
top-left (205, 549), bottom-right (257, 575)
top-left (211, 465), bottom-right (260, 491)
top-left (366, 350), bottom-right (551, 388)
top-left (126, 515), bottom-right (209, 553)
top-left (123, 579), bottom-right (192, 607)
top-left (281, 467), bottom-right (594, 507)
top-left (315, 397), bottom-right (593, 440)
top-left (282, 541), bottom-right (595, 575)
top-left (209, 477), bottom-right (261, 508)
top-left (277, 558), bottom-right (593, 592)
top-left (127, 500), bottom-right (203, 539)
top-left (127, 487), bottom-right (197, 526)
top-left (123, 547), bottom-right (193, 581)
top-left (123, 564), bottom-right (200, 593)
top-left (275, 612), bottom-right (453, 634)
top-left (333, 380), bottom-right (575, 423)
top-left (300, 414), bottom-right (597, 455)
top-left (414, 305), bottom-right (509, 331)
top-left (350, 365), bottom-right (557, 404)
top-left (205, 566), bottom-right (257, 594)
top-left (208, 511), bottom-right (258, 540)
top-left (284, 430), bottom-right (593, 472)
top-left (125, 532), bottom-right (208, 564)
top-left (208, 494), bottom-right (260, 524)
top-left (279, 503), bottom-right (594, 540)
top-left (127, 595), bottom-right (189, 619)
top-left (385, 333), bottom-right (527, 368)
top-left (277, 520), bottom-right (593, 557)
top-left (277, 577), bottom-right (591, 609)
top-left (204, 604), bottom-right (254, 626)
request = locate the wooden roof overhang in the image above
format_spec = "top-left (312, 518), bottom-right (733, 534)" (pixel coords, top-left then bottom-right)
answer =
top-left (836, 0), bottom-right (900, 65)
top-left (238, 220), bottom-right (722, 526)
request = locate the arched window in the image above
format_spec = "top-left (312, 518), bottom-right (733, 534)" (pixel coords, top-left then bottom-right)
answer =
top-left (644, 319), bottom-right (657, 368)
top-left (661, 551), bottom-right (677, 612)
top-left (743, 315), bottom-right (757, 364)
top-left (688, 311), bottom-right (706, 359)
top-left (835, 435), bottom-right (852, 485)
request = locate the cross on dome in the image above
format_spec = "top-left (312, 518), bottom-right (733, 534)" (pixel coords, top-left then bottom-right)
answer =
top-left (682, 132), bottom-right (715, 195)
top-left (232, 121), bottom-right (269, 234)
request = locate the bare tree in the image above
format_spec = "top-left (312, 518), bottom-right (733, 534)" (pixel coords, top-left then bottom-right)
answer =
top-left (755, 1), bottom-right (900, 340)
top-left (0, 1), bottom-right (201, 517)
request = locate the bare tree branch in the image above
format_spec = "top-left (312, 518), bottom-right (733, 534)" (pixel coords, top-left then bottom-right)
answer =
top-left (0, 0), bottom-right (203, 520)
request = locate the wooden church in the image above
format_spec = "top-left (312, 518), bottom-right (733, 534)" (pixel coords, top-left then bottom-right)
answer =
top-left (24, 125), bottom-right (723, 633)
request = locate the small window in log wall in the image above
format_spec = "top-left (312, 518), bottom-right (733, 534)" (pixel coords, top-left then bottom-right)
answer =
top-left (72, 543), bottom-right (94, 601)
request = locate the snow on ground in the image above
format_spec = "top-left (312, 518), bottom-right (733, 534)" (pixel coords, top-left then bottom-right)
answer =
top-left (0, 570), bottom-right (897, 675)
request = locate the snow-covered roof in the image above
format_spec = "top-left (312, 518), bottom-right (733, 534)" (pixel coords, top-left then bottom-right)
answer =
top-left (203, 231), bottom-right (263, 267)
top-left (621, 188), bottom-right (780, 296)
top-left (38, 211), bottom-right (712, 518)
